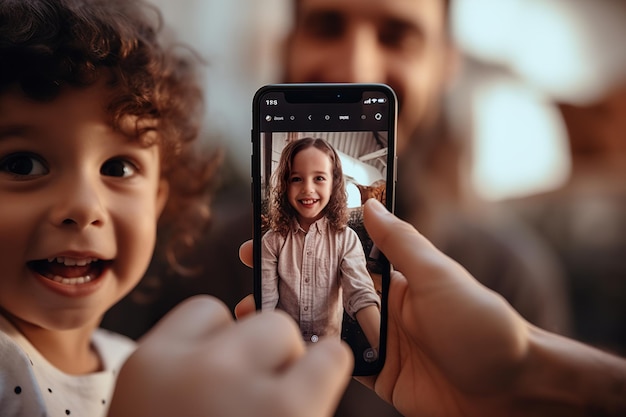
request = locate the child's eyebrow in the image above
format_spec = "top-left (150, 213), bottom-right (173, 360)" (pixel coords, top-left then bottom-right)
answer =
top-left (291, 170), bottom-right (329, 175)
top-left (0, 125), bottom-right (31, 140)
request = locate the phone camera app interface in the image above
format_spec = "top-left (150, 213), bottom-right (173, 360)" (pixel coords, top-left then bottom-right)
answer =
top-left (255, 87), bottom-right (395, 374)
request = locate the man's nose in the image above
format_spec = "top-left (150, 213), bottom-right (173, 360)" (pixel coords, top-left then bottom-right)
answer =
top-left (330, 26), bottom-right (386, 83)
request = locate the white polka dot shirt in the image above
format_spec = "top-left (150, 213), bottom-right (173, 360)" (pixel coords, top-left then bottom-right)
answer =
top-left (0, 315), bottom-right (135, 417)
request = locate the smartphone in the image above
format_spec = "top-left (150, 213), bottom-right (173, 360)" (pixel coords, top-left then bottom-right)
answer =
top-left (252, 83), bottom-right (396, 375)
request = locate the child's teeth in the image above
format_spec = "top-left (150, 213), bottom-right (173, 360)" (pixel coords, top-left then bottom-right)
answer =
top-left (48, 257), bottom-right (97, 266)
top-left (51, 275), bottom-right (93, 285)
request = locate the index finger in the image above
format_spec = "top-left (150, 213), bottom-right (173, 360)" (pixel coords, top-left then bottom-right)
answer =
top-left (234, 294), bottom-right (256, 319)
top-left (239, 239), bottom-right (253, 268)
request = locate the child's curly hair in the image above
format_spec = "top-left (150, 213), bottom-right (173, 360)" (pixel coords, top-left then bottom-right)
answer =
top-left (269, 137), bottom-right (348, 236)
top-left (0, 0), bottom-right (220, 274)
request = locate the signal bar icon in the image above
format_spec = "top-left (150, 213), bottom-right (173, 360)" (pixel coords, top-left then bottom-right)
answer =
top-left (364, 97), bottom-right (387, 104)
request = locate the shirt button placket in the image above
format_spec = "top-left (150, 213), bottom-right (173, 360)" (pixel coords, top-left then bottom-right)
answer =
top-left (302, 231), bottom-right (315, 329)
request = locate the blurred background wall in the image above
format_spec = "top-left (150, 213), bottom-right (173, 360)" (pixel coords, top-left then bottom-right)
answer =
top-left (146, 0), bottom-right (626, 202)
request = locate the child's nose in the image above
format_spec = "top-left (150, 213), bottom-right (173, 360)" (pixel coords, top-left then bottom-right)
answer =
top-left (303, 179), bottom-right (316, 192)
top-left (48, 174), bottom-right (106, 229)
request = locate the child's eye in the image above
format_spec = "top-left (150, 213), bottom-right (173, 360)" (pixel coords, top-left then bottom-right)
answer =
top-left (290, 176), bottom-right (302, 183)
top-left (315, 176), bottom-right (326, 182)
top-left (0, 153), bottom-right (48, 177)
top-left (101, 158), bottom-right (138, 178)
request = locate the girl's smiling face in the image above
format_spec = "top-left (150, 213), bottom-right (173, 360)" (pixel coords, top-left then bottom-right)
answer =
top-left (287, 146), bottom-right (334, 230)
top-left (0, 81), bottom-right (168, 334)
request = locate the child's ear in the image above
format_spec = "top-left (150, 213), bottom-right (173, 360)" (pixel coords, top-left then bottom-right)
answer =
top-left (155, 179), bottom-right (170, 218)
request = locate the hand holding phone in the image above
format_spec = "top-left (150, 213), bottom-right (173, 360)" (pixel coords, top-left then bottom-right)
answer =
top-left (252, 83), bottom-right (397, 375)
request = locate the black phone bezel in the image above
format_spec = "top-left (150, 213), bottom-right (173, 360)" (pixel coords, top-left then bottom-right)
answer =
top-left (251, 83), bottom-right (397, 376)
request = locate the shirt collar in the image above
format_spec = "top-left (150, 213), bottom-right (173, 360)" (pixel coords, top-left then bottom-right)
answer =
top-left (291, 216), bottom-right (328, 235)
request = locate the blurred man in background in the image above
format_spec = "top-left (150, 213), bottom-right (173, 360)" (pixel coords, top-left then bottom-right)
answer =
top-left (282, 0), bottom-right (571, 415)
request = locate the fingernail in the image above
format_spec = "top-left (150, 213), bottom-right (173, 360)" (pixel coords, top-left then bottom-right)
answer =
top-left (366, 198), bottom-right (388, 214)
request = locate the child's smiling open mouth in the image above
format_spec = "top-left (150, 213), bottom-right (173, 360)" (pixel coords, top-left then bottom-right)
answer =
top-left (299, 198), bottom-right (319, 207)
top-left (27, 256), bottom-right (112, 287)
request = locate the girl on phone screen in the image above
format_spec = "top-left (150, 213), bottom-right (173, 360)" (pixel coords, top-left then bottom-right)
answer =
top-left (261, 137), bottom-right (380, 351)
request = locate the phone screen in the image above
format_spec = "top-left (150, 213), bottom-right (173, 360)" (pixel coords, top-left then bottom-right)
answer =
top-left (252, 83), bottom-right (396, 375)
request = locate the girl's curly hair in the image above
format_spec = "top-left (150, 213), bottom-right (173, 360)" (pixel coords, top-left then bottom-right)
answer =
top-left (0, 0), bottom-right (220, 274)
top-left (269, 137), bottom-right (348, 236)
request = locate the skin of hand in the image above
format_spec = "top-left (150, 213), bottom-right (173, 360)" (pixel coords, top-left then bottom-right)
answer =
top-left (108, 295), bottom-right (353, 417)
top-left (238, 199), bottom-right (626, 416)
top-left (351, 199), bottom-right (531, 416)
top-left (238, 200), bottom-right (529, 416)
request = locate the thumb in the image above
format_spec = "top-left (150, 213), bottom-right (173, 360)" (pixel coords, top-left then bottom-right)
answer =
top-left (362, 199), bottom-right (462, 290)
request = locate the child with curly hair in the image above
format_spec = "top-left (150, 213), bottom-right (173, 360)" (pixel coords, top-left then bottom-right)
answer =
top-left (0, 2), bottom-right (352, 416)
